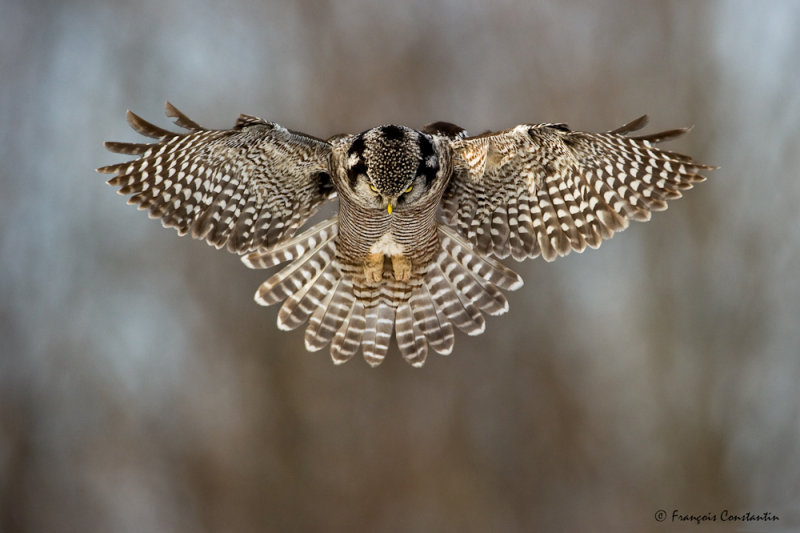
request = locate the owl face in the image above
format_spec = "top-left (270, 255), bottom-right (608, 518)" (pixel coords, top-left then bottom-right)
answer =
top-left (345, 125), bottom-right (440, 213)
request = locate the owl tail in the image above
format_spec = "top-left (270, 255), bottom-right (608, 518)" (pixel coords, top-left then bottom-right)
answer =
top-left (243, 219), bottom-right (523, 367)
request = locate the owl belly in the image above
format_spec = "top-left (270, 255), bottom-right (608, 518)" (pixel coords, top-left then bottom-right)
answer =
top-left (369, 232), bottom-right (405, 256)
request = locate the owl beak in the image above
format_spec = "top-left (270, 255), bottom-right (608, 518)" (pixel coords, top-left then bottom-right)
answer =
top-left (387, 202), bottom-right (394, 215)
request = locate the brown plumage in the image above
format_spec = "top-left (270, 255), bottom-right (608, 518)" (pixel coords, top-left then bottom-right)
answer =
top-left (99, 103), bottom-right (715, 367)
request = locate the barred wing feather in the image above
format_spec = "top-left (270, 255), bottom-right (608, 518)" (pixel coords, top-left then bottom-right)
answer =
top-left (443, 116), bottom-right (715, 262)
top-left (98, 102), bottom-right (335, 253)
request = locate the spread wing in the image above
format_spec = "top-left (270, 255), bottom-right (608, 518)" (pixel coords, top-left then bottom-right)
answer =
top-left (98, 102), bottom-right (335, 253)
top-left (440, 116), bottom-right (715, 261)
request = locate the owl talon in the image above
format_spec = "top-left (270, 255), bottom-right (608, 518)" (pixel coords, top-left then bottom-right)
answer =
top-left (392, 255), bottom-right (412, 282)
top-left (364, 253), bottom-right (384, 283)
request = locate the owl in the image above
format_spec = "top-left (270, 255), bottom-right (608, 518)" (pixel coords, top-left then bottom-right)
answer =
top-left (98, 103), bottom-right (714, 367)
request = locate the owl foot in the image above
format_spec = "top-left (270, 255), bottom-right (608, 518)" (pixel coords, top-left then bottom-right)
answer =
top-left (364, 253), bottom-right (384, 283)
top-left (391, 255), bottom-right (412, 282)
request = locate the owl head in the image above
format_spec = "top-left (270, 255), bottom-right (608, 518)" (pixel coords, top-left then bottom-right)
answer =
top-left (345, 125), bottom-right (440, 214)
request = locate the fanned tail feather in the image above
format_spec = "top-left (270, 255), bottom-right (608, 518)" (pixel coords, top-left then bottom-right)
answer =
top-left (425, 265), bottom-right (485, 336)
top-left (438, 226), bottom-right (523, 291)
top-left (253, 236), bottom-right (335, 308)
top-left (277, 262), bottom-right (338, 331)
top-left (360, 303), bottom-right (396, 367)
top-left (304, 277), bottom-right (354, 351)
top-left (361, 306), bottom-right (379, 365)
top-left (395, 301), bottom-right (428, 366)
top-left (331, 302), bottom-right (365, 364)
top-left (410, 286), bottom-right (454, 356)
top-left (438, 254), bottom-right (508, 316)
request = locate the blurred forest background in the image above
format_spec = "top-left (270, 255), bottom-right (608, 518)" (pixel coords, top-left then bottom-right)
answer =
top-left (2, 1), bottom-right (799, 532)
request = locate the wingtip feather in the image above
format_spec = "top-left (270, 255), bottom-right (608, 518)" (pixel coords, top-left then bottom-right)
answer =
top-left (126, 109), bottom-right (175, 139)
top-left (610, 115), bottom-right (649, 135)
top-left (164, 101), bottom-right (203, 130)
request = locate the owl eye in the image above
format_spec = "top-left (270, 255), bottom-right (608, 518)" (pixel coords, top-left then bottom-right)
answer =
top-left (404, 185), bottom-right (413, 193)
top-left (369, 184), bottom-right (378, 192)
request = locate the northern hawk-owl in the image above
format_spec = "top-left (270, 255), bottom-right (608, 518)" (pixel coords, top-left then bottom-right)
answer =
top-left (99, 103), bottom-right (714, 367)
